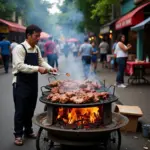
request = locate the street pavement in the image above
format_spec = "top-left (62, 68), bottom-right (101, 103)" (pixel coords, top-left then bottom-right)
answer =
top-left (0, 54), bottom-right (150, 150)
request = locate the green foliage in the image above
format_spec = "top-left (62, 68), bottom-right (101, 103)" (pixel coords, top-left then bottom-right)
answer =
top-left (90, 0), bottom-right (118, 23)
top-left (0, 0), bottom-right (16, 19)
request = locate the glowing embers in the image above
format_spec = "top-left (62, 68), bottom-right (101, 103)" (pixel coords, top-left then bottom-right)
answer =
top-left (56, 106), bottom-right (102, 129)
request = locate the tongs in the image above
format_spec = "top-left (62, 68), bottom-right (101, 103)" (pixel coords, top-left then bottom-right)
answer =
top-left (49, 72), bottom-right (70, 77)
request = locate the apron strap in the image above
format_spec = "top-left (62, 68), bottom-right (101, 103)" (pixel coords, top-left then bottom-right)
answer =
top-left (20, 44), bottom-right (39, 55)
top-left (20, 44), bottom-right (27, 55)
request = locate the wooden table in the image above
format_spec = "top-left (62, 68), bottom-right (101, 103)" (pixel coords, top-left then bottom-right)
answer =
top-left (126, 61), bottom-right (150, 84)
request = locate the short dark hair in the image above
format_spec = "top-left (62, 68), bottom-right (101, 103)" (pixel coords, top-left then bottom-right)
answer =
top-left (117, 34), bottom-right (125, 42)
top-left (26, 24), bottom-right (42, 39)
top-left (84, 37), bottom-right (89, 42)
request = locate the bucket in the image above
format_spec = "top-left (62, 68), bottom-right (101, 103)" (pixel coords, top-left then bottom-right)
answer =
top-left (142, 124), bottom-right (150, 138)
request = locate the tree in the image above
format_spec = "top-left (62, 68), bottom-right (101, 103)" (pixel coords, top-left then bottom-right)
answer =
top-left (0, 0), bottom-right (16, 19)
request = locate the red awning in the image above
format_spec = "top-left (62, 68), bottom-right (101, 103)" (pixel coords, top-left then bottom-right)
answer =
top-left (0, 18), bottom-right (26, 32)
top-left (115, 2), bottom-right (150, 30)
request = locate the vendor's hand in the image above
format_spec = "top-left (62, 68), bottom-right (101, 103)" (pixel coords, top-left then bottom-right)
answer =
top-left (38, 67), bottom-right (48, 74)
top-left (50, 68), bottom-right (57, 73)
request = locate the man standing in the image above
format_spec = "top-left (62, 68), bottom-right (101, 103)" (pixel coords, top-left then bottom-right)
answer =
top-left (44, 37), bottom-right (56, 67)
top-left (79, 37), bottom-right (92, 79)
top-left (12, 25), bottom-right (57, 146)
top-left (99, 38), bottom-right (109, 68)
top-left (0, 36), bottom-right (11, 73)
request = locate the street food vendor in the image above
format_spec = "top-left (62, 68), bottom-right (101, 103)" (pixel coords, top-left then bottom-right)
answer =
top-left (12, 24), bottom-right (57, 146)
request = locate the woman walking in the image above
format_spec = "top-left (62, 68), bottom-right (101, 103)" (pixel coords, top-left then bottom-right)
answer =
top-left (91, 41), bottom-right (98, 74)
top-left (115, 34), bottom-right (132, 88)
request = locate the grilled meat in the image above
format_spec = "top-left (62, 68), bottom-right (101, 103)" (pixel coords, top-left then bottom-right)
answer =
top-left (46, 80), bottom-right (109, 104)
top-left (59, 94), bottom-right (69, 103)
top-left (51, 87), bottom-right (59, 94)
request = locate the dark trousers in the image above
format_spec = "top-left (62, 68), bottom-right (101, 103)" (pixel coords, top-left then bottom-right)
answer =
top-left (53, 54), bottom-right (58, 68)
top-left (82, 56), bottom-right (91, 78)
top-left (116, 57), bottom-right (127, 84)
top-left (13, 83), bottom-right (37, 137)
top-left (47, 54), bottom-right (55, 67)
top-left (2, 55), bottom-right (9, 72)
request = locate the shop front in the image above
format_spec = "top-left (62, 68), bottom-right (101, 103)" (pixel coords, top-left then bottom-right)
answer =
top-left (0, 18), bottom-right (26, 43)
top-left (115, 1), bottom-right (150, 60)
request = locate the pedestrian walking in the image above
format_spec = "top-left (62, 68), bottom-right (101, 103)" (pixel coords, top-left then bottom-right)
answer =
top-left (63, 42), bottom-right (70, 58)
top-left (53, 39), bottom-right (60, 70)
top-left (91, 41), bottom-right (98, 74)
top-left (79, 37), bottom-right (92, 80)
top-left (44, 37), bottom-right (56, 67)
top-left (99, 38), bottom-right (109, 68)
top-left (10, 39), bottom-right (18, 52)
top-left (12, 24), bottom-right (57, 146)
top-left (72, 42), bottom-right (78, 59)
top-left (0, 36), bottom-right (11, 73)
top-left (115, 34), bottom-right (132, 88)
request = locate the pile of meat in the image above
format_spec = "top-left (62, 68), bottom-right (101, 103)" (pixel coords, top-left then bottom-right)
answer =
top-left (46, 80), bottom-right (109, 104)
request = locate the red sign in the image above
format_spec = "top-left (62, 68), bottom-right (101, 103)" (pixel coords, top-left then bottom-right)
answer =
top-left (116, 18), bottom-right (132, 30)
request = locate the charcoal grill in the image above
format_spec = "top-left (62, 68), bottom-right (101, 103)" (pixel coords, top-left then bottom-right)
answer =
top-left (34, 77), bottom-right (128, 150)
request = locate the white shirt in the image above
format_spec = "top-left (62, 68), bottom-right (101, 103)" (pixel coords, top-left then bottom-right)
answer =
top-left (12, 40), bottom-right (52, 83)
top-left (115, 43), bottom-right (128, 58)
top-left (10, 42), bottom-right (18, 51)
top-left (72, 43), bottom-right (78, 52)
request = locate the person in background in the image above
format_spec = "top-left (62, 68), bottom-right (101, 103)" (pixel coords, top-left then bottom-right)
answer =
top-left (63, 42), bottom-right (70, 58)
top-left (79, 37), bottom-right (92, 79)
top-left (10, 39), bottom-right (18, 63)
top-left (91, 41), bottom-right (98, 74)
top-left (44, 37), bottom-right (56, 67)
top-left (38, 39), bottom-right (45, 57)
top-left (53, 39), bottom-right (60, 70)
top-left (72, 42), bottom-right (78, 59)
top-left (114, 34), bottom-right (132, 88)
top-left (112, 39), bottom-right (118, 71)
top-left (99, 38), bottom-right (109, 68)
top-left (12, 24), bottom-right (57, 146)
top-left (0, 36), bottom-right (11, 73)
top-left (10, 39), bottom-right (18, 52)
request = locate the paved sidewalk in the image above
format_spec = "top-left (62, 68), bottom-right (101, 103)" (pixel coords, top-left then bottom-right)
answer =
top-left (96, 64), bottom-right (150, 123)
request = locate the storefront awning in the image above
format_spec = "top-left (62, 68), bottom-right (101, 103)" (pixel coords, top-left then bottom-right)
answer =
top-left (131, 17), bottom-right (150, 31)
top-left (0, 18), bottom-right (26, 32)
top-left (100, 19), bottom-right (117, 34)
top-left (115, 2), bottom-right (150, 30)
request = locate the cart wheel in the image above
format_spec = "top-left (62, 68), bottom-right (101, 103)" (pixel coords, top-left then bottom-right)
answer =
top-left (106, 129), bottom-right (121, 150)
top-left (36, 127), bottom-right (54, 150)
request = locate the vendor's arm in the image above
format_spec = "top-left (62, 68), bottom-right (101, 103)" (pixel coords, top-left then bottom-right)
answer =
top-left (13, 45), bottom-right (39, 73)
